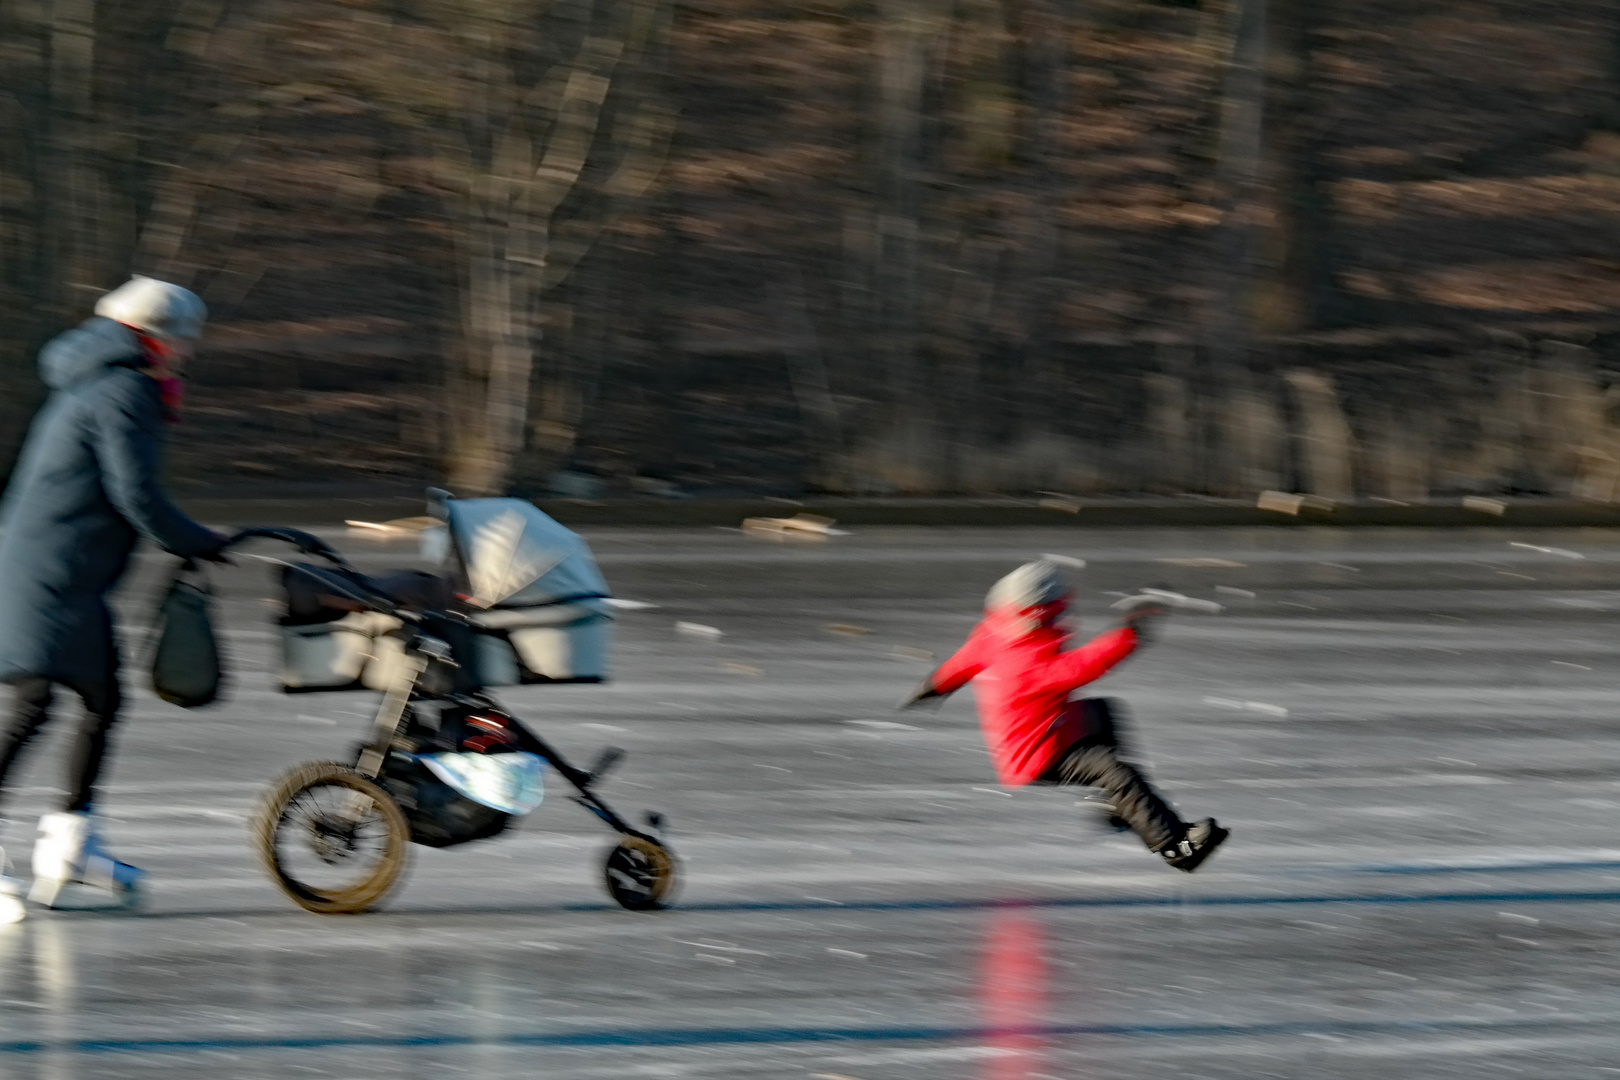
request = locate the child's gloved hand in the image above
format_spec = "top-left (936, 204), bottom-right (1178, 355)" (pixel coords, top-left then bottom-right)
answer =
top-left (1111, 593), bottom-right (1169, 644)
top-left (897, 679), bottom-right (949, 711)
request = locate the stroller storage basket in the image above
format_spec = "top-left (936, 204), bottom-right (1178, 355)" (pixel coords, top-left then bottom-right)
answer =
top-left (279, 612), bottom-right (403, 692)
top-left (468, 603), bottom-right (612, 686)
top-left (276, 563), bottom-right (452, 693)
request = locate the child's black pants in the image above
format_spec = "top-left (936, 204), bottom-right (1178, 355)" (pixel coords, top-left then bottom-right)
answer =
top-left (1036, 697), bottom-right (1184, 852)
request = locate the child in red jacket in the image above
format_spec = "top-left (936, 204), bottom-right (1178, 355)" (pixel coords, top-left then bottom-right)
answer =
top-left (901, 559), bottom-right (1227, 872)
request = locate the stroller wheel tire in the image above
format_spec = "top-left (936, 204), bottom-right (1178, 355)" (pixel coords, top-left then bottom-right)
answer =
top-left (603, 836), bottom-right (677, 911)
top-left (253, 762), bottom-right (411, 915)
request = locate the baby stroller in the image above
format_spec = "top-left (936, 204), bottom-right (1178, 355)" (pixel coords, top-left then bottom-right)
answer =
top-left (228, 492), bottom-right (676, 915)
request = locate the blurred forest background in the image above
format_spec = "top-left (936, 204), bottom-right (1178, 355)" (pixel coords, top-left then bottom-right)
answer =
top-left (3, 0), bottom-right (1620, 499)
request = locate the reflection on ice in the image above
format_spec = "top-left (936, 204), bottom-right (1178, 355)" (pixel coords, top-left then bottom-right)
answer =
top-left (980, 911), bottom-right (1047, 1080)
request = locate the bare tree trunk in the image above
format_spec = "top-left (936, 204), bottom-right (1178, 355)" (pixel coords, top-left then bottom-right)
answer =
top-left (836, 205), bottom-right (880, 405)
top-left (1008, 0), bottom-right (1072, 434)
top-left (449, 214), bottom-right (532, 495)
top-left (448, 228), bottom-right (498, 495)
top-left (0, 0), bottom-right (223, 475)
top-left (1533, 341), bottom-right (1609, 498)
top-left (768, 262), bottom-right (842, 465)
top-left (436, 2), bottom-right (670, 496)
top-left (1146, 344), bottom-right (1194, 492)
top-left (0, 1), bottom-right (47, 466)
top-left (1365, 405), bottom-right (1430, 501)
top-left (1222, 385), bottom-right (1286, 493)
top-left (872, 0), bottom-right (945, 411)
top-left (47, 0), bottom-right (107, 314)
top-left (1448, 347), bottom-right (1528, 494)
top-left (1203, 0), bottom-right (1268, 492)
top-left (1282, 368), bottom-right (1354, 500)
top-left (1261, 0), bottom-right (1354, 332)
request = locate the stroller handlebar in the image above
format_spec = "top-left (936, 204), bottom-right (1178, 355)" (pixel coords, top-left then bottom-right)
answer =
top-left (223, 526), bottom-right (426, 623)
top-left (225, 527), bottom-right (352, 569)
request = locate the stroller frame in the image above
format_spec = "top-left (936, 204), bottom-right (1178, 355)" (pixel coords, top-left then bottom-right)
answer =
top-left (230, 527), bottom-right (676, 914)
top-left (351, 618), bottom-right (656, 842)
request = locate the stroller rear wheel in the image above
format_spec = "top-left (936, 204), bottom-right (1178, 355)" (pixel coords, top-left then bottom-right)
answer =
top-left (603, 836), bottom-right (677, 910)
top-left (253, 762), bottom-right (411, 914)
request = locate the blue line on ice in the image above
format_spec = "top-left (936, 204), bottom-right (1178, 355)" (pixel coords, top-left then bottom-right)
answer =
top-left (430, 887), bottom-right (1620, 915)
top-left (115, 885), bottom-right (1620, 920)
top-left (1346, 858), bottom-right (1620, 876)
top-left (0, 1013), bottom-right (1608, 1057)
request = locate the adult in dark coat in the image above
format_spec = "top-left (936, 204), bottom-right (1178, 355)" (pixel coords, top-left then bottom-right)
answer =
top-left (0, 277), bottom-right (224, 909)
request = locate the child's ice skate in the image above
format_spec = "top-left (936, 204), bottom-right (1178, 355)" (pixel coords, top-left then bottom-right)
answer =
top-left (1159, 818), bottom-right (1229, 873)
top-left (28, 812), bottom-right (144, 909)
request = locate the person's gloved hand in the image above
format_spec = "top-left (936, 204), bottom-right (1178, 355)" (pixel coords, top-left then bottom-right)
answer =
top-left (897, 679), bottom-right (949, 712)
top-left (1112, 593), bottom-right (1169, 645)
top-left (199, 530), bottom-right (233, 565)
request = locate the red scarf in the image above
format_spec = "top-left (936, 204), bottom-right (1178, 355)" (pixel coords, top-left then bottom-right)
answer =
top-left (132, 330), bottom-right (185, 423)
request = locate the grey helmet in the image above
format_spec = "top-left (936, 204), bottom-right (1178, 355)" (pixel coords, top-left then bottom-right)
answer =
top-left (94, 276), bottom-right (207, 341)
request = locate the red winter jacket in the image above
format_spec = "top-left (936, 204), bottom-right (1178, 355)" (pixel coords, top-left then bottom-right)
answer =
top-left (930, 612), bottom-right (1139, 785)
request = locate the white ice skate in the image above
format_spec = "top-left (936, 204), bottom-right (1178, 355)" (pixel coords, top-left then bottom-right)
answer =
top-left (28, 812), bottom-right (143, 909)
top-left (0, 849), bottom-right (26, 924)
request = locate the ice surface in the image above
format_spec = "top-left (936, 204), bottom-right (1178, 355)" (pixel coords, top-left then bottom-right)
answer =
top-left (0, 527), bottom-right (1614, 1078)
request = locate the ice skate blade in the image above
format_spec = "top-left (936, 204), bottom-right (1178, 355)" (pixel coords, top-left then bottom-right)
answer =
top-left (27, 876), bottom-right (62, 908)
top-left (27, 878), bottom-right (142, 911)
top-left (1164, 824), bottom-right (1230, 874)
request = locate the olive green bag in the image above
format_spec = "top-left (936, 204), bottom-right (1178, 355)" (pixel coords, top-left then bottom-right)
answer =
top-left (149, 561), bottom-right (224, 708)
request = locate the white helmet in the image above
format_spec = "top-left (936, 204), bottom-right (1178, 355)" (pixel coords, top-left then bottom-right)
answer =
top-left (986, 559), bottom-right (1071, 613)
top-left (94, 275), bottom-right (207, 340)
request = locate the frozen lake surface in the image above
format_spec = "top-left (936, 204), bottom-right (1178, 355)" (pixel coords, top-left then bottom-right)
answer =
top-left (2, 524), bottom-right (1620, 1078)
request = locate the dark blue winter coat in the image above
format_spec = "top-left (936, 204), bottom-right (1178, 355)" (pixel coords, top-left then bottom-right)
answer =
top-left (0, 317), bottom-right (220, 686)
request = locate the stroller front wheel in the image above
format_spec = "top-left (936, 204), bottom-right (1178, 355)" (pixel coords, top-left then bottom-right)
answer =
top-left (603, 836), bottom-right (678, 911)
top-left (253, 762), bottom-right (412, 915)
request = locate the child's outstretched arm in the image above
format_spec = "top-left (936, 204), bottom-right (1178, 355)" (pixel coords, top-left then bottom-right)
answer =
top-left (1029, 624), bottom-right (1142, 696)
top-left (898, 625), bottom-right (987, 710)
top-left (1030, 593), bottom-right (1169, 694)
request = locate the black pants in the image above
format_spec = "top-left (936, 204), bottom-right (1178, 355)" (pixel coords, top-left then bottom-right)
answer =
top-left (1036, 698), bottom-right (1185, 853)
top-left (0, 671), bottom-right (121, 813)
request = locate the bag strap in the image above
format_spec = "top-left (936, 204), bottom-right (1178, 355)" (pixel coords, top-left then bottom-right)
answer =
top-left (171, 557), bottom-right (212, 592)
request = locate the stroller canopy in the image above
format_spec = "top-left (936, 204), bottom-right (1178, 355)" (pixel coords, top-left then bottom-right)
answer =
top-left (445, 498), bottom-right (610, 610)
